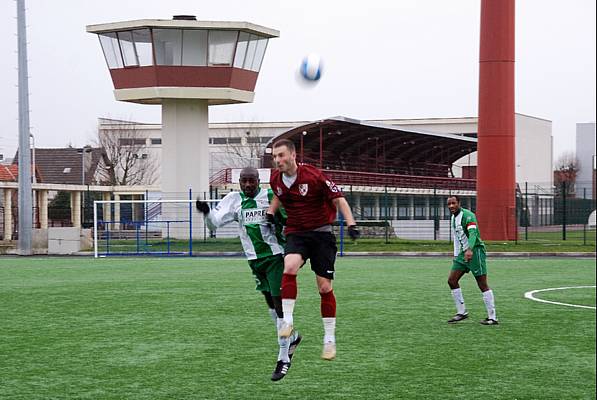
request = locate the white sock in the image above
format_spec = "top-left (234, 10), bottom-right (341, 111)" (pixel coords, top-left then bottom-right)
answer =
top-left (268, 308), bottom-right (277, 324)
top-left (482, 290), bottom-right (497, 320)
top-left (277, 318), bottom-right (290, 362)
top-left (282, 299), bottom-right (295, 326)
top-left (322, 317), bottom-right (336, 344)
top-left (451, 288), bottom-right (466, 315)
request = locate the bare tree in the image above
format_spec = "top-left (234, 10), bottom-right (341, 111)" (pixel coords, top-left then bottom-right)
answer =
top-left (94, 122), bottom-right (158, 186)
top-left (554, 151), bottom-right (579, 195)
top-left (210, 125), bottom-right (270, 174)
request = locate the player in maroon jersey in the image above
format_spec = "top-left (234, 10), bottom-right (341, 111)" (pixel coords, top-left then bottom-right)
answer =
top-left (267, 139), bottom-right (359, 360)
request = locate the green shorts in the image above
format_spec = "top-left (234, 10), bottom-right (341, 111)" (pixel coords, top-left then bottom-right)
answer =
top-left (451, 247), bottom-right (487, 277)
top-left (248, 254), bottom-right (284, 296)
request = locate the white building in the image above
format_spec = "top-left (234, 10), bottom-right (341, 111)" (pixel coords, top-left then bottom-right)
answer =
top-left (99, 113), bottom-right (553, 190)
top-left (372, 113), bottom-right (553, 188)
top-left (576, 122), bottom-right (596, 199)
top-left (98, 118), bottom-right (304, 185)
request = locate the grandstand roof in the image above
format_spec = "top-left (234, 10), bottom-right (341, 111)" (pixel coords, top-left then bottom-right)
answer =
top-left (263, 116), bottom-right (477, 177)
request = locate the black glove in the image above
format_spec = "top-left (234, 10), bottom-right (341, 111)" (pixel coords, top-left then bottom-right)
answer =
top-left (266, 212), bottom-right (279, 225)
top-left (348, 225), bottom-right (360, 240)
top-left (196, 199), bottom-right (210, 215)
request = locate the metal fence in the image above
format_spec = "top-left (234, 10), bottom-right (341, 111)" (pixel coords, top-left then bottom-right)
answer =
top-left (1, 183), bottom-right (595, 244)
top-left (516, 181), bottom-right (596, 243)
top-left (341, 181), bottom-right (595, 242)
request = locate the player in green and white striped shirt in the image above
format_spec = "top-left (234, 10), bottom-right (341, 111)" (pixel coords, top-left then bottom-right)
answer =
top-left (196, 167), bottom-right (301, 381)
top-left (446, 195), bottom-right (498, 325)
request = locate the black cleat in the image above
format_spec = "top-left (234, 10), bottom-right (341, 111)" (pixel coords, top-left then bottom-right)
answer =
top-left (448, 312), bottom-right (469, 323)
top-left (288, 332), bottom-right (302, 360)
top-left (480, 318), bottom-right (499, 326)
top-left (271, 360), bottom-right (291, 381)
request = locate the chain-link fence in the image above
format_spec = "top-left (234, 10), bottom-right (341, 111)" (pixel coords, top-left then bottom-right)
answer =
top-left (517, 180), bottom-right (596, 244)
top-left (340, 181), bottom-right (595, 243)
top-left (2, 183), bottom-right (595, 246)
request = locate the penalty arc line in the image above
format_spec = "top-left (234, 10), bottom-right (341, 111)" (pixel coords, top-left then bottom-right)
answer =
top-left (524, 286), bottom-right (596, 310)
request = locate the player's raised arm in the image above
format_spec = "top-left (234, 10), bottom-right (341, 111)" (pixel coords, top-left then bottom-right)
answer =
top-left (198, 192), bottom-right (239, 230)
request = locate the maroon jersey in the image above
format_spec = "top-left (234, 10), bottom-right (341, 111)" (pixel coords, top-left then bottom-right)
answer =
top-left (270, 164), bottom-right (344, 234)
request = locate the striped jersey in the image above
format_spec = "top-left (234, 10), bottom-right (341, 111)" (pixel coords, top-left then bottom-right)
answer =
top-left (269, 164), bottom-right (344, 234)
top-left (205, 188), bottom-right (285, 260)
top-left (451, 208), bottom-right (485, 257)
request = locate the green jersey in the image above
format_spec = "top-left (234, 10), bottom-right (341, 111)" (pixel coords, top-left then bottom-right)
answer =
top-left (205, 188), bottom-right (286, 260)
top-left (451, 207), bottom-right (485, 257)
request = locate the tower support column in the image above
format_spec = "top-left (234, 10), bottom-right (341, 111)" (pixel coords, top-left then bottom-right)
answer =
top-left (162, 99), bottom-right (210, 197)
top-left (162, 99), bottom-right (209, 239)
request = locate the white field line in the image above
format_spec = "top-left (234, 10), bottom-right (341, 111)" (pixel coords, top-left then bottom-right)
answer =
top-left (524, 286), bottom-right (596, 310)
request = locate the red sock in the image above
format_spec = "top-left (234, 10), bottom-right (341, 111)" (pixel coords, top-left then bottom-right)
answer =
top-left (281, 273), bottom-right (297, 300)
top-left (320, 290), bottom-right (336, 318)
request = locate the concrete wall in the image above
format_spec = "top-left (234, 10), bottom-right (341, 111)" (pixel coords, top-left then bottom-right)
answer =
top-left (514, 114), bottom-right (553, 186)
top-left (32, 229), bottom-right (48, 250)
top-left (48, 227), bottom-right (81, 255)
top-left (391, 220), bottom-right (451, 240)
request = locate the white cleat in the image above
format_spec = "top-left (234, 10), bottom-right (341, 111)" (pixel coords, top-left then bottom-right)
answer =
top-left (321, 342), bottom-right (336, 360)
top-left (278, 321), bottom-right (293, 338)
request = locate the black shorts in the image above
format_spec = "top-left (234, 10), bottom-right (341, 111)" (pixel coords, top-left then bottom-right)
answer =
top-left (285, 231), bottom-right (337, 280)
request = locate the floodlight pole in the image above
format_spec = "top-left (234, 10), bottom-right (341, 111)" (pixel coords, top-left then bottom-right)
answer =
top-left (78, 146), bottom-right (92, 227)
top-left (17, 0), bottom-right (33, 255)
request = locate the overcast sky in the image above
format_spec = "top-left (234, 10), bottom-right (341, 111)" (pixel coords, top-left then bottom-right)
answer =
top-left (1, 0), bottom-right (595, 162)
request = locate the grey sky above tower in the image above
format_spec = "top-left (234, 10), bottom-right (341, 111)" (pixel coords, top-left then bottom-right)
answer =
top-left (0, 0), bottom-right (595, 161)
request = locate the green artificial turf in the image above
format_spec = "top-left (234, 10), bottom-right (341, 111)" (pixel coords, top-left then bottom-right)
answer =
top-left (1, 257), bottom-right (595, 399)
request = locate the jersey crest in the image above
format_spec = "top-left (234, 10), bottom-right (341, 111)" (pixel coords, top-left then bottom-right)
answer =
top-left (299, 183), bottom-right (309, 196)
top-left (276, 186), bottom-right (283, 196)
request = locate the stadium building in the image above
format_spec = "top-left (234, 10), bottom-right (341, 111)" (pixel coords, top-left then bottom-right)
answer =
top-left (0, 113), bottom-right (553, 245)
top-left (97, 113), bottom-right (552, 239)
top-left (99, 113), bottom-right (552, 187)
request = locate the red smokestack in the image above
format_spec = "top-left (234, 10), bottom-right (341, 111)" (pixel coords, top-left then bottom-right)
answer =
top-left (477, 0), bottom-right (516, 240)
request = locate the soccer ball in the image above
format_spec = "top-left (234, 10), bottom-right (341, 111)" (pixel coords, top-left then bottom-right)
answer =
top-left (300, 53), bottom-right (323, 81)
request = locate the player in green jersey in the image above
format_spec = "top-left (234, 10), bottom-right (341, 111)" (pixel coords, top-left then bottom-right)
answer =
top-left (446, 195), bottom-right (499, 325)
top-left (196, 167), bottom-right (301, 381)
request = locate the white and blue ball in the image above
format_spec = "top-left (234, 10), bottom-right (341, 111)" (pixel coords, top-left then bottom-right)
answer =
top-left (300, 53), bottom-right (323, 81)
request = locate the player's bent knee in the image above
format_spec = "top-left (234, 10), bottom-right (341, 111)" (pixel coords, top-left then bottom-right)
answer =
top-left (316, 278), bottom-right (333, 293)
top-left (448, 279), bottom-right (458, 289)
top-left (283, 254), bottom-right (303, 274)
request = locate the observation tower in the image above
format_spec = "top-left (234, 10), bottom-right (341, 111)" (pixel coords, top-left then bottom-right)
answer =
top-left (87, 16), bottom-right (279, 197)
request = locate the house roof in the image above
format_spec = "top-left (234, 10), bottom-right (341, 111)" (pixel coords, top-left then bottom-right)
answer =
top-left (0, 164), bottom-right (17, 182)
top-left (13, 147), bottom-right (104, 185)
top-left (0, 164), bottom-right (43, 183)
